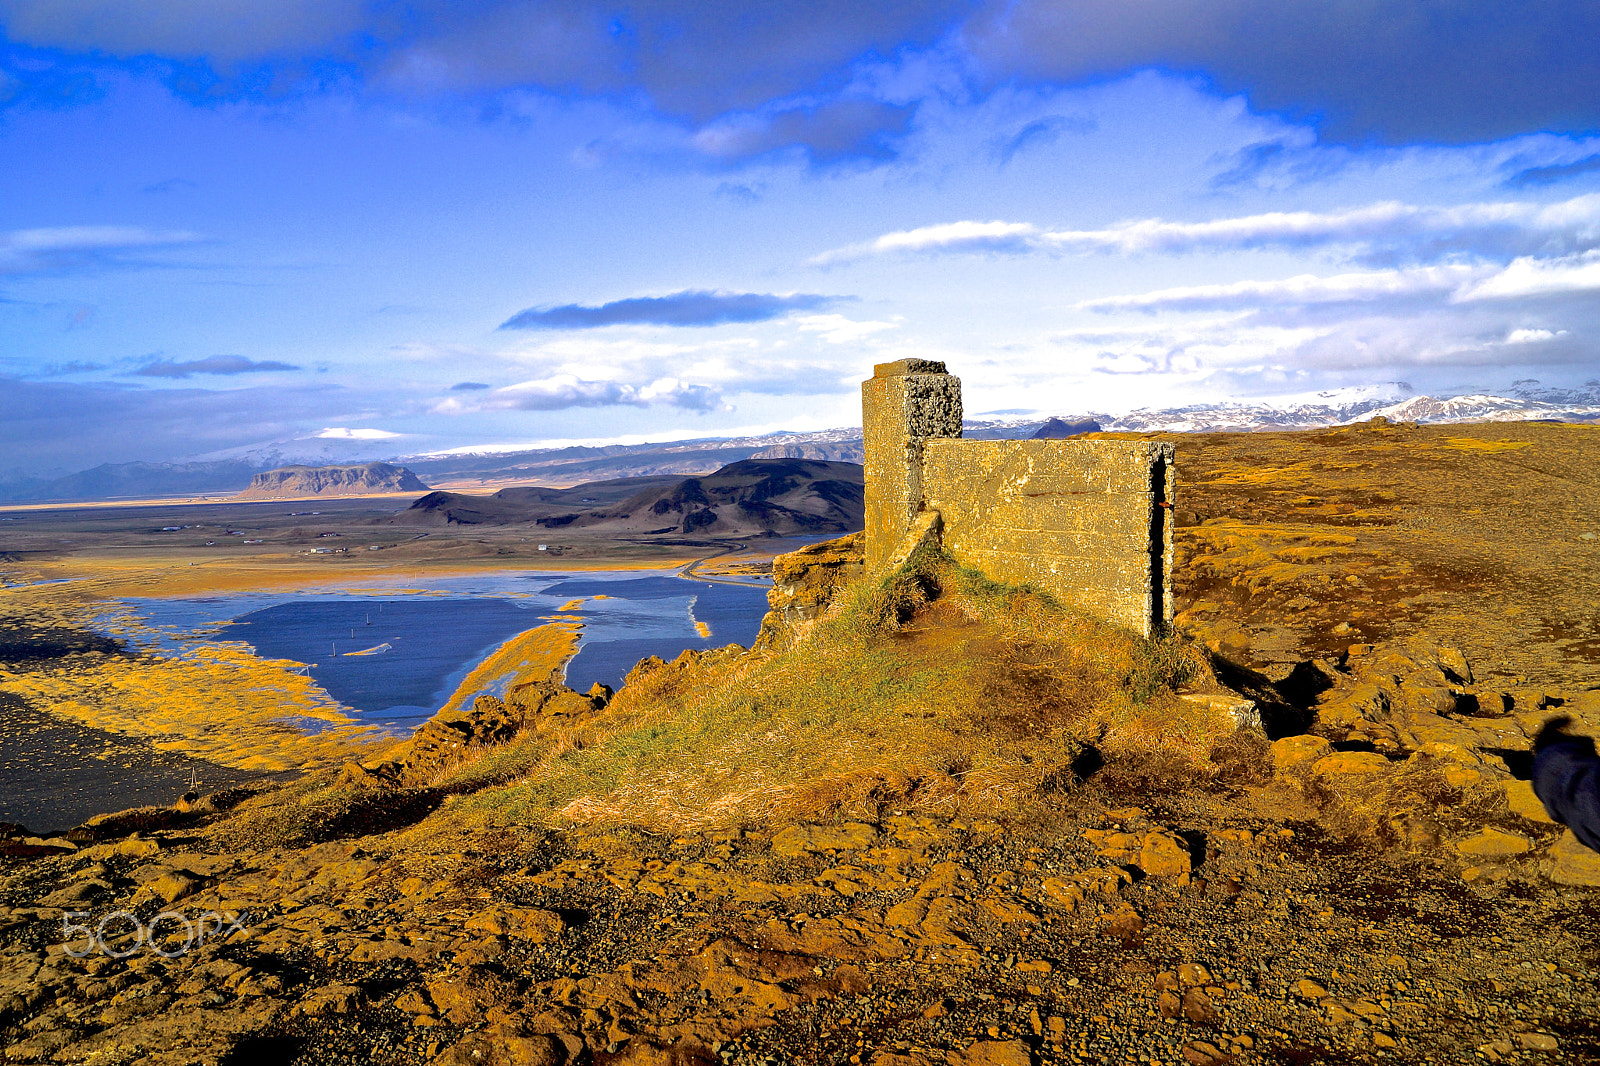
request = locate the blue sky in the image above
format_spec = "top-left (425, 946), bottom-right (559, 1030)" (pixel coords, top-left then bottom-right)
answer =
top-left (3, 1), bottom-right (1600, 475)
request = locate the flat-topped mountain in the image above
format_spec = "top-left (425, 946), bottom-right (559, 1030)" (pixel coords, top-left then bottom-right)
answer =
top-left (389, 458), bottom-right (863, 536)
top-left (234, 462), bottom-right (430, 500)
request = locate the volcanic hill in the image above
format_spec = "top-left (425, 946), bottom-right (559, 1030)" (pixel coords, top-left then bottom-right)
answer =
top-left (389, 458), bottom-right (864, 537)
top-left (235, 462), bottom-right (430, 500)
top-left (4, 420), bottom-right (1600, 1065)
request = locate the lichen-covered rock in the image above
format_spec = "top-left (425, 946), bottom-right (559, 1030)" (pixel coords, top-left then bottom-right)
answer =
top-left (1310, 751), bottom-right (1390, 779)
top-left (1271, 735), bottom-right (1331, 774)
top-left (1454, 828), bottom-right (1531, 860)
top-left (131, 872), bottom-right (199, 908)
top-left (1548, 829), bottom-right (1600, 886)
top-left (1136, 830), bottom-right (1193, 883)
top-left (769, 822), bottom-right (878, 857)
top-left (1311, 640), bottom-right (1479, 752)
top-left (1503, 779), bottom-right (1556, 823)
top-left (753, 531), bottom-right (865, 649)
top-left (348, 669), bottom-right (614, 787)
top-left (946, 1040), bottom-right (1033, 1066)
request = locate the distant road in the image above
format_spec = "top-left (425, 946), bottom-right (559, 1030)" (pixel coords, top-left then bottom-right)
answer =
top-left (677, 542), bottom-right (768, 587)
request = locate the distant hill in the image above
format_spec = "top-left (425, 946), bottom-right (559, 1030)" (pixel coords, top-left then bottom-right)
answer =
top-left (748, 441), bottom-right (865, 463)
top-left (389, 458), bottom-right (864, 537)
top-left (12, 384), bottom-right (1600, 506)
top-left (235, 462), bottom-right (429, 500)
top-left (1030, 417), bottom-right (1102, 439)
top-left (0, 460), bottom-right (265, 503)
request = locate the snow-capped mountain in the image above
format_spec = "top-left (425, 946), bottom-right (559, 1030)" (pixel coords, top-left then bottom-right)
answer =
top-left (995, 387), bottom-right (1600, 435)
top-left (1369, 394), bottom-right (1600, 424)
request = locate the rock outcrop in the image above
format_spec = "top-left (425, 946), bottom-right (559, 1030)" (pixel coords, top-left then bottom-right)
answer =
top-left (753, 531), bottom-right (865, 648)
top-left (234, 462), bottom-right (429, 500)
top-left (339, 673), bottom-right (614, 789)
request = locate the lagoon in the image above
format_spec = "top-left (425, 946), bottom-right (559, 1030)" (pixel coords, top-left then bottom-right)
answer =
top-left (116, 569), bottom-right (771, 728)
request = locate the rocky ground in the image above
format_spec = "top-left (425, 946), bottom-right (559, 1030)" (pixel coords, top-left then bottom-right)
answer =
top-left (3, 625), bottom-right (1598, 1066)
top-left (3, 418), bottom-right (1600, 1065)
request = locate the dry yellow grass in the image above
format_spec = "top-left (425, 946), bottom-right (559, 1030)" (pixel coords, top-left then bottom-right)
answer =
top-left (1443, 437), bottom-right (1532, 452)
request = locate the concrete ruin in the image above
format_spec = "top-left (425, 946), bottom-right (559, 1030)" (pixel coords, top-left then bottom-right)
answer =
top-left (862, 359), bottom-right (1175, 637)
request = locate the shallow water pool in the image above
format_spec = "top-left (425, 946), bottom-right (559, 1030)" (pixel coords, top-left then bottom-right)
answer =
top-left (115, 569), bottom-right (770, 728)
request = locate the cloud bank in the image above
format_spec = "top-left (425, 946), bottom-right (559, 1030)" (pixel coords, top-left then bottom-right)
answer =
top-left (439, 373), bottom-right (726, 413)
top-left (7, 0), bottom-right (1600, 156)
top-left (499, 289), bottom-right (841, 330)
top-left (316, 426), bottom-right (401, 439)
top-left (815, 194), bottom-right (1600, 265)
top-left (0, 226), bottom-right (201, 275)
top-left (134, 355), bottom-right (300, 378)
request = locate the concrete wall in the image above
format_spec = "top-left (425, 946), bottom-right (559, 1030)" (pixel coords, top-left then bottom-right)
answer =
top-left (922, 438), bottom-right (1174, 636)
top-left (861, 359), bottom-right (962, 572)
top-left (861, 359), bottom-right (1175, 637)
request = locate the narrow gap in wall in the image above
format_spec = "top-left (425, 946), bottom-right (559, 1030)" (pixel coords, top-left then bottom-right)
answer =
top-left (1149, 457), bottom-right (1168, 635)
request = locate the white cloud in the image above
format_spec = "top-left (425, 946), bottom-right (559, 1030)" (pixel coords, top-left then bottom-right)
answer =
top-left (809, 220), bottom-right (1041, 265)
top-left (438, 373), bottom-right (727, 414)
top-left (315, 427), bottom-right (401, 439)
top-left (0, 225), bottom-right (203, 274)
top-left (794, 313), bottom-right (900, 343)
top-left (1505, 328), bottom-right (1566, 344)
top-left (1075, 265), bottom-right (1483, 312)
top-left (810, 192), bottom-right (1600, 265)
top-left (1456, 252), bottom-right (1600, 300)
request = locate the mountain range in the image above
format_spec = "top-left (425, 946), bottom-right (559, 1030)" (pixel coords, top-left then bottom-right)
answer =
top-left (5, 382), bottom-right (1599, 504)
top-left (388, 458), bottom-right (864, 538)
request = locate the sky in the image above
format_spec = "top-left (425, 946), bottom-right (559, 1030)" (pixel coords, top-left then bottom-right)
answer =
top-left (3, 1), bottom-right (1600, 476)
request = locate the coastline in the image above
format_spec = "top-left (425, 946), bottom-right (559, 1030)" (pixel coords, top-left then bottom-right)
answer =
top-left (0, 550), bottom-right (773, 833)
top-left (0, 692), bottom-right (278, 833)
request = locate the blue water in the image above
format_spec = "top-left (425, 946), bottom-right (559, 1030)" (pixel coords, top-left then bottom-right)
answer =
top-left (113, 569), bottom-right (771, 729)
top-left (230, 598), bottom-right (540, 713)
top-left (542, 576), bottom-right (770, 693)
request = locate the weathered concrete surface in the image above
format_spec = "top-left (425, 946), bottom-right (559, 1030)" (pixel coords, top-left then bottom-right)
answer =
top-left (923, 438), bottom-right (1175, 637)
top-left (862, 359), bottom-right (962, 573)
top-left (860, 360), bottom-right (1175, 637)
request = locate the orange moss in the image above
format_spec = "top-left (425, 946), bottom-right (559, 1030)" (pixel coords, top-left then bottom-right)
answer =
top-left (0, 642), bottom-right (382, 772)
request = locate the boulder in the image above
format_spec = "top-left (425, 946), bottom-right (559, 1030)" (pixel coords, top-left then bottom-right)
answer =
top-left (770, 822), bottom-right (878, 857)
top-left (1454, 828), bottom-right (1532, 860)
top-left (1502, 779), bottom-right (1556, 823)
top-left (1311, 640), bottom-right (1477, 748)
top-left (1137, 830), bottom-right (1194, 883)
top-left (131, 873), bottom-right (199, 909)
top-left (946, 1041), bottom-right (1033, 1066)
top-left (1549, 830), bottom-right (1600, 886)
top-left (1272, 735), bottom-right (1331, 774)
top-left (1310, 751), bottom-right (1390, 778)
